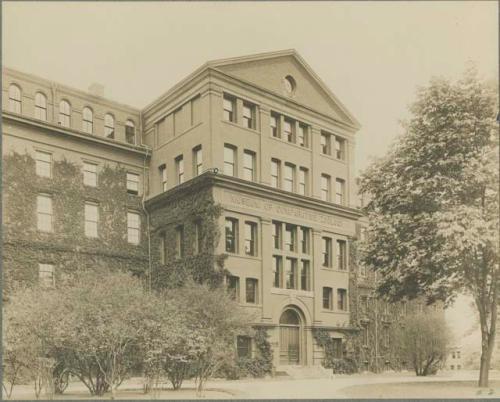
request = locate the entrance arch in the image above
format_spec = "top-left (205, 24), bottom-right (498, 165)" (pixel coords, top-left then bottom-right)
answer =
top-left (279, 307), bottom-right (305, 365)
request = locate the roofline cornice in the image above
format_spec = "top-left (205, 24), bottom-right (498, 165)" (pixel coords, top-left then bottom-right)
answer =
top-left (3, 112), bottom-right (151, 157)
top-left (145, 171), bottom-right (363, 221)
top-left (3, 67), bottom-right (141, 115)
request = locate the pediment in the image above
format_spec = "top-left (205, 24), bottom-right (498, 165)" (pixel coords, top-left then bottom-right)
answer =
top-left (210, 50), bottom-right (360, 129)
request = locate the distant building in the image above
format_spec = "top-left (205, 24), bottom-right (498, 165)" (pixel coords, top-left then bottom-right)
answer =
top-left (448, 347), bottom-right (463, 371)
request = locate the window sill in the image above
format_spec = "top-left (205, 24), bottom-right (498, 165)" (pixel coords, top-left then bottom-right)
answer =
top-left (221, 119), bottom-right (260, 135)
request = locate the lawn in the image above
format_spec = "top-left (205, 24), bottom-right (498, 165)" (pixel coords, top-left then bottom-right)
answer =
top-left (340, 380), bottom-right (500, 399)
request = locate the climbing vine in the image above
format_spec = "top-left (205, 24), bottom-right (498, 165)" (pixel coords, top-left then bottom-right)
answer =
top-left (2, 152), bottom-right (148, 293)
top-left (147, 176), bottom-right (228, 289)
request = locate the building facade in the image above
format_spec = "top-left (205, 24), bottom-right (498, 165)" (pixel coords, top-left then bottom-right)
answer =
top-left (3, 50), bottom-right (365, 369)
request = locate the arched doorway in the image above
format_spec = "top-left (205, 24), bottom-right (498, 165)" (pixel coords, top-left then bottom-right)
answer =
top-left (279, 308), bottom-right (303, 365)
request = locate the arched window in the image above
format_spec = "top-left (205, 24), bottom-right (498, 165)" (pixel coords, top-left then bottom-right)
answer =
top-left (8, 84), bottom-right (22, 114)
top-left (125, 120), bottom-right (135, 144)
top-left (35, 92), bottom-right (47, 121)
top-left (104, 113), bottom-right (114, 138)
top-left (59, 100), bottom-right (71, 127)
top-left (82, 107), bottom-right (93, 133)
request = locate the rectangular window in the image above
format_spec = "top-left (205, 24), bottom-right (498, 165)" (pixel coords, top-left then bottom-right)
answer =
top-left (284, 118), bottom-right (294, 143)
top-left (335, 136), bottom-right (345, 160)
top-left (223, 95), bottom-right (236, 122)
top-left (285, 258), bottom-right (297, 289)
top-left (323, 287), bottom-right (333, 309)
top-left (300, 260), bottom-right (310, 291)
top-left (332, 338), bottom-right (343, 359)
top-left (159, 232), bottom-right (166, 264)
top-left (35, 150), bottom-right (52, 178)
top-left (244, 221), bottom-right (257, 256)
top-left (84, 202), bottom-right (99, 238)
top-left (273, 256), bottom-right (283, 288)
top-left (298, 167), bottom-right (308, 196)
top-left (225, 218), bottom-right (238, 253)
top-left (322, 237), bottom-right (332, 267)
top-left (175, 225), bottom-right (184, 258)
top-left (193, 146), bottom-right (203, 176)
top-left (338, 289), bottom-right (347, 311)
top-left (337, 239), bottom-right (347, 270)
top-left (227, 275), bottom-right (240, 301)
top-left (284, 224), bottom-right (297, 252)
top-left (300, 227), bottom-right (310, 254)
top-left (270, 159), bottom-right (281, 188)
top-left (273, 221), bottom-right (282, 250)
top-left (246, 278), bottom-right (258, 304)
top-left (83, 162), bottom-right (97, 187)
top-left (160, 164), bottom-right (167, 192)
top-left (321, 132), bottom-right (331, 155)
top-left (237, 336), bottom-right (252, 358)
top-left (194, 220), bottom-right (202, 255)
top-left (39, 263), bottom-right (55, 287)
top-left (242, 102), bottom-right (255, 129)
top-left (283, 163), bottom-right (295, 192)
top-left (37, 194), bottom-right (53, 232)
top-left (224, 145), bottom-right (236, 176)
top-left (270, 113), bottom-right (280, 138)
top-left (126, 172), bottom-right (139, 195)
top-left (335, 178), bottom-right (345, 205)
top-left (243, 150), bottom-right (256, 182)
top-left (176, 156), bottom-right (184, 184)
top-left (127, 212), bottom-right (140, 244)
top-left (298, 123), bottom-right (308, 147)
top-left (321, 174), bottom-right (331, 201)
top-left (362, 327), bottom-right (369, 346)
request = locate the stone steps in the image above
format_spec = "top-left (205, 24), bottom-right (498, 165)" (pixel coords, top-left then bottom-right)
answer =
top-left (275, 365), bottom-right (332, 379)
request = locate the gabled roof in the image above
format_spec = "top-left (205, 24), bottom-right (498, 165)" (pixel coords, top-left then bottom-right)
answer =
top-left (206, 49), bottom-right (360, 129)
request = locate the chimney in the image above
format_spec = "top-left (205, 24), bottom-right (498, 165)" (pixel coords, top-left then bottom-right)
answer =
top-left (88, 82), bottom-right (104, 97)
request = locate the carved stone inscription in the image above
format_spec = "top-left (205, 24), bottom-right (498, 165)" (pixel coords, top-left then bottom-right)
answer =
top-left (224, 191), bottom-right (347, 229)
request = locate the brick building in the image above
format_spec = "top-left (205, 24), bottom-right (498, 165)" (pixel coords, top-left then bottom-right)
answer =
top-left (3, 49), bottom-right (414, 370)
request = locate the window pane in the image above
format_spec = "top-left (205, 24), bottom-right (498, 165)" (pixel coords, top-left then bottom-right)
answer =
top-left (83, 162), bottom-right (97, 187)
top-left (246, 278), bottom-right (257, 303)
top-left (245, 222), bottom-right (256, 256)
top-left (39, 263), bottom-right (55, 287)
top-left (127, 212), bottom-right (140, 244)
top-left (127, 173), bottom-right (139, 193)
top-left (243, 152), bottom-right (255, 181)
top-left (285, 258), bottom-right (296, 289)
top-left (273, 256), bottom-right (282, 288)
top-left (224, 146), bottom-right (235, 176)
top-left (225, 218), bottom-right (237, 253)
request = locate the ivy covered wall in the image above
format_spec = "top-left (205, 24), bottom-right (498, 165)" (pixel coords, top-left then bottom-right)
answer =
top-left (2, 152), bottom-right (149, 292)
top-left (147, 175), bottom-right (228, 289)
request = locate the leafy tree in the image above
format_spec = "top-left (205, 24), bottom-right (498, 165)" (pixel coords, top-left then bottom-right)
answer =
top-left (360, 67), bottom-right (498, 386)
top-left (394, 312), bottom-right (451, 376)
top-left (3, 285), bottom-right (63, 399)
top-left (168, 282), bottom-right (254, 396)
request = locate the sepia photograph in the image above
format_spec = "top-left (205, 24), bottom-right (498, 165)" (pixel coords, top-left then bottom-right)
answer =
top-left (1, 1), bottom-right (498, 400)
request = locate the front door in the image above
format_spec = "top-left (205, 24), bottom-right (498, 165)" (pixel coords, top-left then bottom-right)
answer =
top-left (279, 325), bottom-right (300, 364)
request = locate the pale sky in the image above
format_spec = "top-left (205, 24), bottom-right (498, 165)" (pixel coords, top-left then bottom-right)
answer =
top-left (3, 1), bottom-right (498, 175)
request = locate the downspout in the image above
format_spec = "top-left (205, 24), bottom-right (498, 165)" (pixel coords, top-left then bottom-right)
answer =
top-left (139, 111), bottom-right (153, 292)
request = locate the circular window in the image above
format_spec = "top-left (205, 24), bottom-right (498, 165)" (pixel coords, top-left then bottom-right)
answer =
top-left (283, 75), bottom-right (296, 95)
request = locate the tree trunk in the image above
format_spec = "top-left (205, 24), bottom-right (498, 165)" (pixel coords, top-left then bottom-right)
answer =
top-left (478, 332), bottom-right (494, 387)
